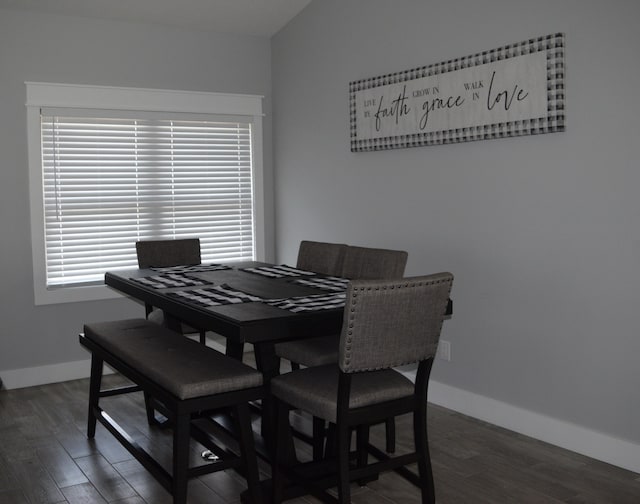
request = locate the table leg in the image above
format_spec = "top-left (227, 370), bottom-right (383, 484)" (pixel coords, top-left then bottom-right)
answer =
top-left (252, 342), bottom-right (280, 454)
top-left (162, 311), bottom-right (183, 333)
top-left (225, 339), bottom-right (245, 360)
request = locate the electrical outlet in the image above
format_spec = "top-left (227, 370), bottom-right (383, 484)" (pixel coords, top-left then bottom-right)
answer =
top-left (437, 340), bottom-right (451, 361)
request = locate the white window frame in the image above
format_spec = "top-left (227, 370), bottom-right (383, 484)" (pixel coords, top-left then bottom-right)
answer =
top-left (26, 82), bottom-right (265, 305)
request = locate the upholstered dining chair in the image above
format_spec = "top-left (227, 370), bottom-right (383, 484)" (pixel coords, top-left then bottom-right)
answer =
top-left (274, 244), bottom-right (408, 456)
top-left (274, 240), bottom-right (347, 368)
top-left (295, 240), bottom-right (348, 276)
top-left (270, 273), bottom-right (454, 504)
top-left (135, 238), bottom-right (201, 271)
top-left (135, 238), bottom-right (207, 344)
top-left (275, 244), bottom-right (407, 369)
top-left (340, 245), bottom-right (408, 280)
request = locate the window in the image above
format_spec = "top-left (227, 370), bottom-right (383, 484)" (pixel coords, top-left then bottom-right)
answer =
top-left (27, 83), bottom-right (264, 304)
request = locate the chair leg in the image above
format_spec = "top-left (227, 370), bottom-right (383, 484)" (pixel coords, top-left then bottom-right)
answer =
top-left (272, 400), bottom-right (293, 504)
top-left (336, 420), bottom-right (351, 504)
top-left (199, 329), bottom-right (206, 345)
top-left (87, 355), bottom-right (103, 439)
top-left (356, 425), bottom-right (369, 466)
top-left (235, 403), bottom-right (263, 504)
top-left (172, 413), bottom-right (190, 504)
top-left (356, 424), bottom-right (370, 486)
top-left (290, 361), bottom-right (300, 371)
top-left (143, 392), bottom-right (157, 425)
top-left (385, 417), bottom-right (396, 453)
top-left (312, 416), bottom-right (326, 461)
top-left (324, 423), bottom-right (337, 458)
top-left (414, 404), bottom-right (436, 504)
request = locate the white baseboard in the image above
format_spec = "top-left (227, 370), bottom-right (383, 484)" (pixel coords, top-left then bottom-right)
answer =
top-left (0, 359), bottom-right (114, 390)
top-left (426, 379), bottom-right (640, 475)
top-left (0, 334), bottom-right (228, 391)
top-left (3, 361), bottom-right (638, 474)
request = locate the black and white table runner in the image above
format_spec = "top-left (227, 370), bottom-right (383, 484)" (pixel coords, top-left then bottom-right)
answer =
top-left (292, 276), bottom-right (350, 292)
top-left (167, 285), bottom-right (347, 313)
top-left (265, 292), bottom-right (346, 313)
top-left (130, 274), bottom-right (210, 289)
top-left (168, 284), bottom-right (264, 308)
top-left (242, 264), bottom-right (317, 278)
top-left (150, 264), bottom-right (231, 274)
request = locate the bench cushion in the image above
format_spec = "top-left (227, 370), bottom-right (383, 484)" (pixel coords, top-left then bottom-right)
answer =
top-left (84, 319), bottom-right (262, 400)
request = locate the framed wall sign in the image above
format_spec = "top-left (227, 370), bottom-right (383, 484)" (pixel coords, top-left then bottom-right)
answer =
top-left (349, 33), bottom-right (565, 152)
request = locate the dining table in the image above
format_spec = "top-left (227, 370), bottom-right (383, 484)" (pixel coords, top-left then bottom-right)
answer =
top-left (104, 260), bottom-right (453, 501)
top-left (105, 261), bottom-right (353, 447)
top-left (105, 260), bottom-right (348, 375)
top-left (106, 259), bottom-right (452, 369)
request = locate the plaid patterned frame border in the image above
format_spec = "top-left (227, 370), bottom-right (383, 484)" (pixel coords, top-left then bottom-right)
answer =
top-left (349, 33), bottom-right (565, 152)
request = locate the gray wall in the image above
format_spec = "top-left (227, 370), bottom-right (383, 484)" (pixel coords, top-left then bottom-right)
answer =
top-left (0, 9), bottom-right (274, 374)
top-left (272, 0), bottom-right (640, 451)
top-left (2, 0), bottom-right (639, 471)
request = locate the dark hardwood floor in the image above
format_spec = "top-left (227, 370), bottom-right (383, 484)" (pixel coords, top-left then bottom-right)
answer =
top-left (0, 372), bottom-right (638, 504)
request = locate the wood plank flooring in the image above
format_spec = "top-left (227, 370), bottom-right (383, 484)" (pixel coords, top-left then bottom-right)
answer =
top-left (0, 373), bottom-right (638, 503)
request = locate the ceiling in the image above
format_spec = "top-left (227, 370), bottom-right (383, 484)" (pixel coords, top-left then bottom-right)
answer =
top-left (0, 0), bottom-right (312, 37)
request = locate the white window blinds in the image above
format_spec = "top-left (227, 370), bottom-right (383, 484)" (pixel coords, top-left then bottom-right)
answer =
top-left (41, 113), bottom-right (255, 287)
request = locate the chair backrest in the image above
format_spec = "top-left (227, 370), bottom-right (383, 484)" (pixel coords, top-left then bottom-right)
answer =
top-left (341, 245), bottom-right (408, 280)
top-left (135, 238), bottom-right (201, 268)
top-left (338, 273), bottom-right (453, 373)
top-left (296, 240), bottom-right (347, 276)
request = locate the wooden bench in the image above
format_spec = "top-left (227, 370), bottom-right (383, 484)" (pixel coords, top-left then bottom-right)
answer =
top-left (79, 318), bottom-right (264, 504)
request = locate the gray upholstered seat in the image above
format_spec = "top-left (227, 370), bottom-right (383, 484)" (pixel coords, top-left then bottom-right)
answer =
top-left (270, 273), bottom-right (454, 504)
top-left (275, 334), bottom-right (339, 368)
top-left (84, 319), bottom-right (262, 400)
top-left (271, 364), bottom-right (413, 423)
top-left (135, 238), bottom-right (207, 343)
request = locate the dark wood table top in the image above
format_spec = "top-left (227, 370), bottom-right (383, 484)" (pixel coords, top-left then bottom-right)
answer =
top-left (105, 261), bottom-right (345, 348)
